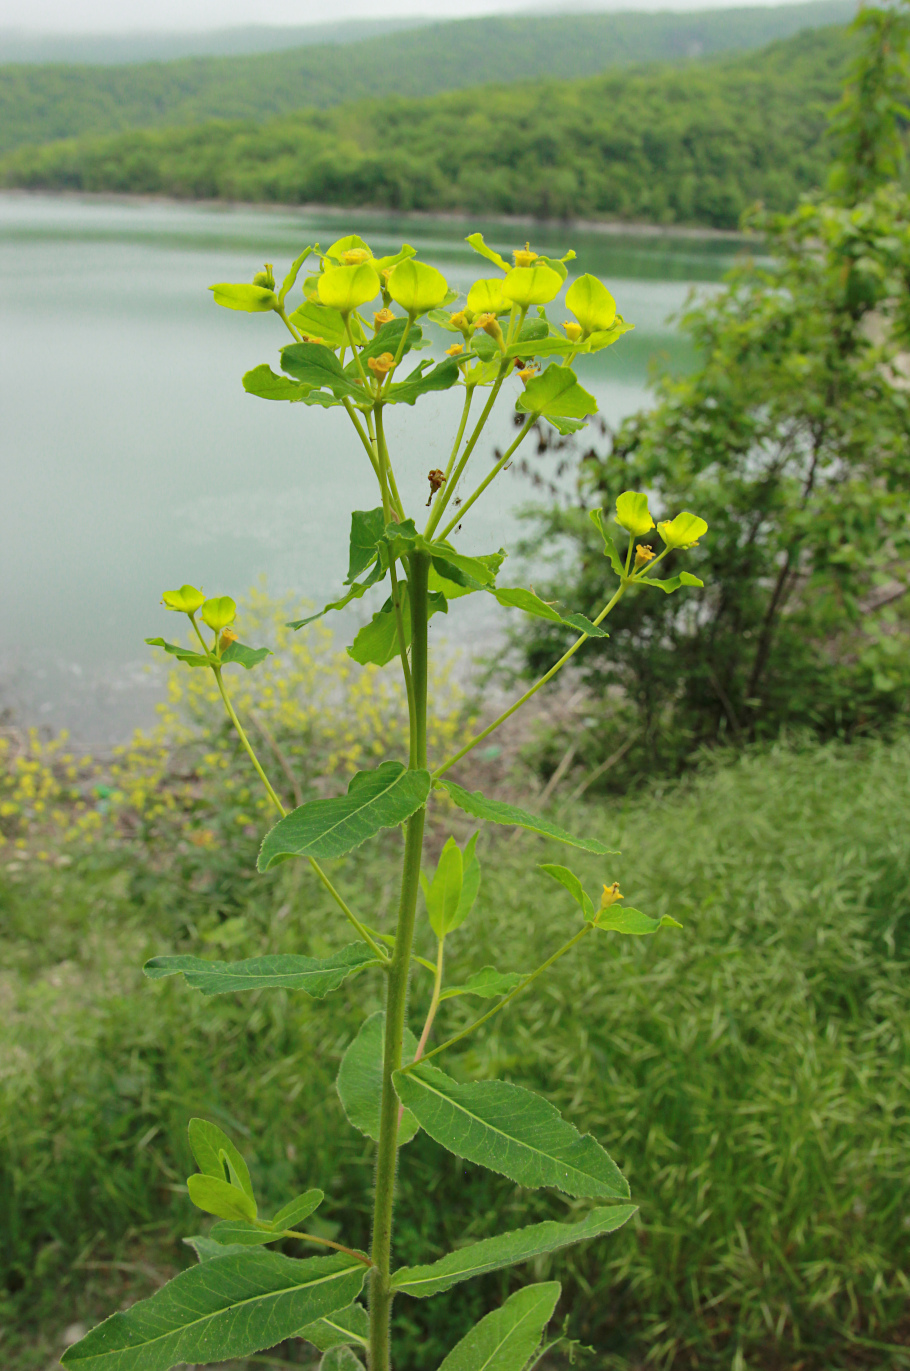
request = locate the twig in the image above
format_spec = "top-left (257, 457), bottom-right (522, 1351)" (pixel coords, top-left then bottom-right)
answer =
top-left (568, 731), bottom-right (639, 801)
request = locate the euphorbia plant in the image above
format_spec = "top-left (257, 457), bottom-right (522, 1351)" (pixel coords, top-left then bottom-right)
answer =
top-left (63, 232), bottom-right (706, 1371)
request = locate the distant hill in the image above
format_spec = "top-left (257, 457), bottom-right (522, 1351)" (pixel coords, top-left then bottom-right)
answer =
top-left (0, 18), bottom-right (427, 66)
top-left (0, 1), bottom-right (854, 156)
top-left (1, 26), bottom-right (853, 231)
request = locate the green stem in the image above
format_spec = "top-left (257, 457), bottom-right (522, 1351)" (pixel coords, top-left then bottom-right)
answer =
top-left (277, 306), bottom-right (302, 343)
top-left (209, 660), bottom-right (388, 964)
top-left (281, 1229), bottom-right (372, 1265)
top-left (375, 404), bottom-right (406, 523)
top-left (402, 922), bottom-right (593, 1071)
top-left (342, 398), bottom-right (382, 483)
top-left (423, 367), bottom-right (509, 538)
top-left (413, 936), bottom-right (445, 1063)
top-left (369, 550), bottom-right (429, 1371)
top-left (424, 386), bottom-right (474, 533)
top-left (437, 411), bottom-right (536, 542)
top-left (433, 581), bottom-right (627, 779)
top-left (388, 558), bottom-right (416, 754)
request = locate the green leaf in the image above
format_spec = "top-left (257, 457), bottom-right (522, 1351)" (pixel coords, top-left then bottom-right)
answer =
top-left (210, 282), bottom-right (277, 312)
top-left (589, 509), bottom-right (624, 576)
top-left (373, 243), bottom-right (417, 273)
top-left (502, 264), bottom-right (563, 309)
top-left (280, 342), bottom-right (366, 402)
top-left (287, 299), bottom-right (348, 348)
top-left (144, 637), bottom-right (212, 668)
top-left (344, 319), bottom-right (421, 375)
top-left (615, 491), bottom-right (654, 537)
top-left (467, 277), bottom-right (507, 314)
top-left (465, 233), bottom-right (510, 273)
top-left (439, 966), bottom-right (524, 1002)
top-left (388, 259), bottom-right (450, 315)
top-left (242, 363), bottom-right (310, 402)
top-left (437, 1283), bottom-right (561, 1371)
top-left (516, 364), bottom-right (597, 424)
top-left (438, 778), bottom-right (617, 856)
top-left (187, 1174), bottom-right (257, 1222)
top-left (201, 596), bottom-right (236, 631)
top-left (505, 335), bottom-right (572, 360)
top-left (429, 544), bottom-right (497, 591)
top-left (273, 1189), bottom-right (325, 1229)
top-left (286, 566), bottom-right (384, 633)
top-left (638, 572), bottom-right (705, 594)
top-left (209, 1221), bottom-right (277, 1247)
top-left (424, 836), bottom-right (464, 937)
top-left (297, 1302), bottom-right (369, 1351)
top-left (184, 1235), bottom-right (249, 1262)
top-left (320, 1347), bottom-right (365, 1371)
top-left (220, 641), bottom-right (271, 669)
top-left (428, 551), bottom-right (506, 602)
top-left (385, 356), bottom-right (461, 406)
top-left (161, 584), bottom-right (205, 614)
top-left (539, 864), bottom-right (595, 920)
top-left (187, 1118), bottom-right (255, 1203)
top-left (488, 586), bottom-right (608, 637)
top-left (337, 1012), bottom-right (420, 1147)
top-left (452, 830), bottom-right (481, 929)
top-left (318, 263), bottom-right (381, 313)
top-left (144, 943), bottom-right (379, 997)
top-left (279, 246), bottom-right (315, 306)
top-left (347, 508), bottom-right (386, 583)
top-left (392, 1205), bottom-right (635, 1298)
top-left (59, 1251), bottom-right (366, 1371)
top-left (392, 1063), bottom-right (629, 1198)
top-left (259, 761), bottom-right (431, 870)
top-left (657, 511), bottom-right (708, 549)
top-left (348, 583), bottom-right (446, 668)
top-left (598, 907), bottom-right (683, 935)
top-left (565, 274), bottom-right (617, 333)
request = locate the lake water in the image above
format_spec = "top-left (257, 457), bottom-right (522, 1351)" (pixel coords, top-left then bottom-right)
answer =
top-left (0, 193), bottom-right (744, 741)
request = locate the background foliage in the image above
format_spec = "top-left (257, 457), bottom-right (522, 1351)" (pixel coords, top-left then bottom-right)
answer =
top-left (1, 26), bottom-right (853, 228)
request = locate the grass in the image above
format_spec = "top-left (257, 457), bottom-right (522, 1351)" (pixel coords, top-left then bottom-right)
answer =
top-left (2, 737), bottom-right (909, 1369)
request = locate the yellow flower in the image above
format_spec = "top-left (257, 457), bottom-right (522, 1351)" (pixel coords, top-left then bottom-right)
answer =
top-left (564, 321), bottom-right (583, 342)
top-left (341, 248), bottom-right (372, 265)
top-left (600, 882), bottom-right (624, 910)
top-left (219, 627), bottom-right (239, 652)
top-left (513, 243), bottom-right (538, 268)
top-left (373, 307), bottom-right (395, 329)
top-left (445, 342), bottom-right (464, 357)
top-left (634, 544), bottom-right (656, 566)
top-left (367, 352), bottom-right (396, 377)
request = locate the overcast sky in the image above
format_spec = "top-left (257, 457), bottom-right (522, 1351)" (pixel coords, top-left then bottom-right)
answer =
top-left (0, 0), bottom-right (842, 34)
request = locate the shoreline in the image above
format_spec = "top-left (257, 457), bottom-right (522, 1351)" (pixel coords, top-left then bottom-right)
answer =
top-left (0, 186), bottom-right (752, 243)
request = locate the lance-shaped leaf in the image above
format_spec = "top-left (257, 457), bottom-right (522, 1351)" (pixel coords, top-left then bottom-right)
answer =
top-left (589, 509), bottom-right (625, 576)
top-left (209, 1221), bottom-right (278, 1247)
top-left (422, 836), bottom-right (463, 937)
top-left (144, 943), bottom-right (379, 997)
top-left (516, 365), bottom-right (597, 425)
top-left (220, 641), bottom-right (271, 669)
top-left (393, 1063), bottom-right (629, 1198)
top-left (439, 966), bottom-right (524, 1002)
top-left (539, 864), bottom-right (595, 920)
top-left (438, 1283), bottom-right (561, 1371)
top-left (188, 1174), bottom-right (257, 1222)
top-left (337, 1012), bottom-right (421, 1146)
top-left (273, 1189), bottom-right (325, 1228)
top-left (280, 342), bottom-right (366, 402)
top-left (392, 1205), bottom-right (635, 1298)
top-left (298, 1302), bottom-right (369, 1351)
top-left (185, 1235), bottom-right (249, 1262)
top-left (385, 356), bottom-right (461, 406)
top-left (598, 907), bottom-right (683, 935)
top-left (59, 1250), bottom-right (366, 1371)
top-left (465, 232), bottom-right (510, 273)
top-left (429, 551), bottom-right (506, 602)
top-left (452, 830), bottom-right (481, 929)
top-left (429, 544), bottom-right (498, 592)
top-left (279, 246), bottom-right (315, 306)
top-left (144, 637), bottom-right (212, 668)
top-left (242, 364), bottom-right (310, 402)
top-left (259, 761), bottom-right (431, 870)
top-left (437, 779), bottom-right (616, 856)
top-left (488, 586), bottom-right (608, 638)
top-left (286, 562), bottom-right (385, 633)
top-left (637, 572), bottom-right (704, 594)
top-left (210, 281), bottom-right (277, 312)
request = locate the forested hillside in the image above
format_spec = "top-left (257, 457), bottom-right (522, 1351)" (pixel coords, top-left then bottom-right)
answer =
top-left (0, 1), bottom-right (853, 156)
top-left (1, 27), bottom-right (852, 229)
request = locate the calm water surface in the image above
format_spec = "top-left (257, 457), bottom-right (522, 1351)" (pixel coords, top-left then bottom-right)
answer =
top-left (0, 194), bottom-right (744, 740)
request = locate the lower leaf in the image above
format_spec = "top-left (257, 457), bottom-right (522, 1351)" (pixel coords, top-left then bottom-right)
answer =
top-left (60, 1250), bottom-right (366, 1371)
top-left (337, 1011), bottom-right (421, 1146)
top-left (437, 1282), bottom-right (561, 1371)
top-left (144, 944), bottom-right (379, 997)
top-left (297, 1301), bottom-right (369, 1351)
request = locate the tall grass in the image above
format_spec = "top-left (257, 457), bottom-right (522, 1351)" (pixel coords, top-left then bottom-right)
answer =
top-left (2, 739), bottom-right (908, 1369)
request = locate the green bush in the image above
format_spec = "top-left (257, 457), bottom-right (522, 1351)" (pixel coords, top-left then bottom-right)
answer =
top-left (3, 738), bottom-right (908, 1368)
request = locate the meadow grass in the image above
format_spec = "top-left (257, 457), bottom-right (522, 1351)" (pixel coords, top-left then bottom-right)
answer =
top-left (1, 738), bottom-right (908, 1369)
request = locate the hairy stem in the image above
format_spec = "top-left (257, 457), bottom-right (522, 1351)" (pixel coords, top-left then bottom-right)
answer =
top-left (282, 1230), bottom-right (372, 1266)
top-left (433, 581), bottom-right (627, 779)
top-left (369, 550), bottom-right (429, 1371)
